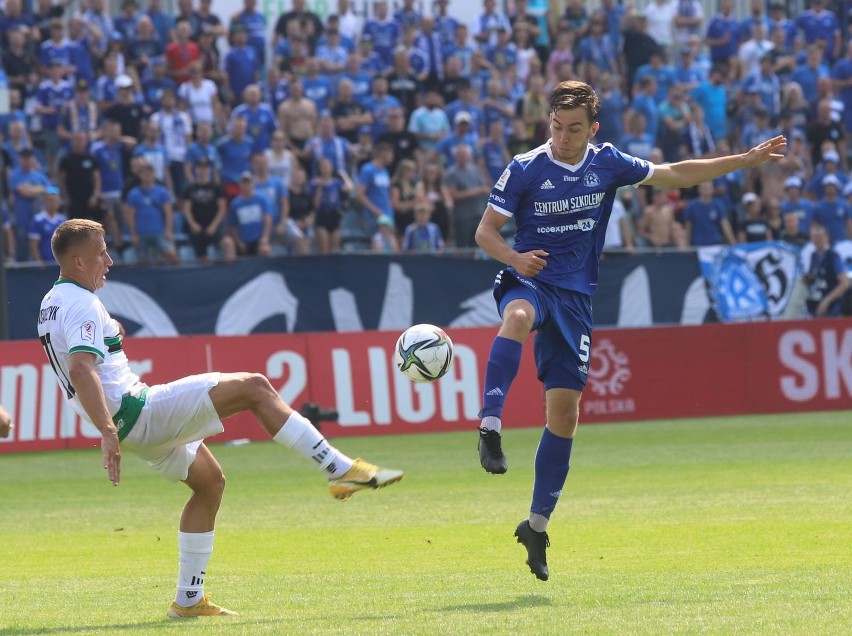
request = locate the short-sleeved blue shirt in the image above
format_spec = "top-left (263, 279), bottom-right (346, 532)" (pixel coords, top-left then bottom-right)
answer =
top-left (488, 140), bottom-right (653, 295)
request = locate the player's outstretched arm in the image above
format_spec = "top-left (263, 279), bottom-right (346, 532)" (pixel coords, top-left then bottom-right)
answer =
top-left (646, 135), bottom-right (787, 189)
top-left (475, 205), bottom-right (549, 277)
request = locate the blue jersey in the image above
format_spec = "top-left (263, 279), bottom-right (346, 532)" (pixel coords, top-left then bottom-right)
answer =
top-left (780, 197), bottom-right (815, 234)
top-left (358, 161), bottom-right (392, 218)
top-left (813, 199), bottom-right (851, 243)
top-left (10, 168), bottom-right (50, 227)
top-left (301, 75), bottom-right (333, 111)
top-left (39, 39), bottom-right (74, 69)
top-left (131, 142), bottom-right (169, 182)
top-left (28, 211), bottom-right (67, 262)
top-left (37, 80), bottom-right (74, 129)
top-left (216, 136), bottom-right (254, 185)
top-left (231, 103), bottom-right (278, 154)
top-left (228, 194), bottom-right (270, 243)
top-left (362, 19), bottom-right (400, 68)
top-left (310, 177), bottom-right (345, 214)
top-left (126, 184), bottom-right (172, 236)
top-left (225, 46), bottom-right (257, 102)
top-left (488, 141), bottom-right (653, 294)
top-left (90, 140), bottom-right (125, 197)
top-left (254, 176), bottom-right (288, 225)
top-left (684, 198), bottom-right (727, 246)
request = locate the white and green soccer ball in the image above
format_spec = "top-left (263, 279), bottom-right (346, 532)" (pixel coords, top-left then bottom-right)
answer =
top-left (394, 324), bottom-right (454, 383)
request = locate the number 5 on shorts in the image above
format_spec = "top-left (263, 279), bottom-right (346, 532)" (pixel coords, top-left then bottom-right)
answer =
top-left (579, 334), bottom-right (590, 362)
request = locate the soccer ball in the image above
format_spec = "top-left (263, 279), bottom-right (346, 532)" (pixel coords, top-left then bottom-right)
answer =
top-left (394, 324), bottom-right (454, 383)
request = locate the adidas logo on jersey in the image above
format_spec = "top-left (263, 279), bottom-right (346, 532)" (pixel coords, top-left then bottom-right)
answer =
top-left (540, 179), bottom-right (555, 189)
top-left (486, 387), bottom-right (504, 396)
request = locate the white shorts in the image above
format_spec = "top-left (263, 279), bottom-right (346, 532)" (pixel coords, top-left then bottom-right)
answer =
top-left (121, 372), bottom-right (224, 481)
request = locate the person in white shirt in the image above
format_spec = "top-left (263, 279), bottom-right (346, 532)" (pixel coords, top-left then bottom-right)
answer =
top-left (644, 0), bottom-right (678, 50)
top-left (177, 62), bottom-right (223, 130)
top-left (37, 219), bottom-right (404, 619)
top-left (150, 88), bottom-right (193, 196)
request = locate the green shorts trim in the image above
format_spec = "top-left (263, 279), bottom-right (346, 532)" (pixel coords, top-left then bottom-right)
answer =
top-left (113, 388), bottom-right (149, 442)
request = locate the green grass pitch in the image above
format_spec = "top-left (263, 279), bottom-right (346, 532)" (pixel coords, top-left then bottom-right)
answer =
top-left (1, 411), bottom-right (851, 635)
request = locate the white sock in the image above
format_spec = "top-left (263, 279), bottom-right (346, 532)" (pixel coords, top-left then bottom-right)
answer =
top-left (273, 411), bottom-right (353, 478)
top-left (528, 513), bottom-right (549, 533)
top-left (480, 416), bottom-right (502, 434)
top-left (175, 531), bottom-right (214, 607)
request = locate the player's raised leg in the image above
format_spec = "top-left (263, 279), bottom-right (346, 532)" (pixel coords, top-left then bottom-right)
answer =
top-left (478, 297), bottom-right (535, 474)
top-left (515, 388), bottom-right (580, 581)
top-left (209, 372), bottom-right (403, 499)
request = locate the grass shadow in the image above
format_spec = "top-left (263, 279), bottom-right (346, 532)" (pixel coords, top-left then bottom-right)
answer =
top-left (436, 594), bottom-right (552, 613)
top-left (2, 617), bottom-right (286, 635)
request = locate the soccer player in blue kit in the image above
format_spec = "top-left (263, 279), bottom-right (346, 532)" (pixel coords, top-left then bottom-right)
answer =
top-left (475, 80), bottom-right (787, 581)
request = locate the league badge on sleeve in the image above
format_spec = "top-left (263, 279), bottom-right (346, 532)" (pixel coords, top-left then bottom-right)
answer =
top-left (81, 321), bottom-right (96, 343)
top-left (495, 168), bottom-right (511, 191)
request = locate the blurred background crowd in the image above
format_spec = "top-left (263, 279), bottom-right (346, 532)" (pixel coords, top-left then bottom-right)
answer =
top-left (1, 0), bottom-right (852, 267)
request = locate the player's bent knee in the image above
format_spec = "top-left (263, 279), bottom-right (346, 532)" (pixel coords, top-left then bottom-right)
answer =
top-left (503, 306), bottom-right (535, 335)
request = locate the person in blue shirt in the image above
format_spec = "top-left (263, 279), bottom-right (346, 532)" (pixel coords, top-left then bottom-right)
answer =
top-left (230, 0), bottom-right (267, 69)
top-left (230, 84), bottom-right (279, 154)
top-left (481, 120), bottom-right (511, 184)
top-left (435, 112), bottom-right (480, 166)
top-left (39, 19), bottom-right (75, 75)
top-left (813, 174), bottom-right (852, 243)
top-left (634, 48), bottom-right (678, 105)
top-left (9, 149), bottom-right (51, 262)
top-left (28, 185), bottom-right (67, 264)
top-left (356, 142), bottom-right (394, 234)
top-left (804, 221), bottom-right (850, 316)
top-left (683, 181), bottom-right (736, 245)
top-left (310, 156), bottom-right (352, 254)
top-left (362, 0), bottom-right (400, 71)
top-left (705, 0), bottom-right (741, 65)
top-left (362, 75), bottom-right (401, 140)
top-left (184, 121), bottom-right (221, 185)
top-left (251, 152), bottom-right (289, 232)
top-left (36, 61), bottom-right (74, 175)
top-left (216, 116), bottom-right (255, 198)
top-left (620, 111), bottom-right (655, 160)
top-left (401, 200), bottom-right (444, 253)
top-left (228, 172), bottom-right (272, 256)
top-left (690, 65), bottom-right (728, 140)
top-left (224, 25), bottom-right (258, 106)
top-left (780, 175), bottom-right (815, 234)
top-left (795, 0), bottom-right (840, 63)
top-left (629, 75), bottom-right (660, 142)
top-left (474, 80), bottom-right (786, 581)
top-left (123, 161), bottom-right (178, 264)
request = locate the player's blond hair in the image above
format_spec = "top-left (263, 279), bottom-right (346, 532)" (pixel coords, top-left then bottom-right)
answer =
top-left (51, 219), bottom-right (105, 261)
top-left (549, 81), bottom-right (601, 124)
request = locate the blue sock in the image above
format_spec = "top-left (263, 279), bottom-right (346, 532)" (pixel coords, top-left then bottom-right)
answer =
top-left (530, 427), bottom-right (573, 520)
top-left (478, 336), bottom-right (523, 419)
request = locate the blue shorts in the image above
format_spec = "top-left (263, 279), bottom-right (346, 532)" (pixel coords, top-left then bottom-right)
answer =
top-left (493, 269), bottom-right (592, 391)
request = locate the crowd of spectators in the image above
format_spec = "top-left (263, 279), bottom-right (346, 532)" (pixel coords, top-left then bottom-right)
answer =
top-left (1, 0), bottom-right (852, 270)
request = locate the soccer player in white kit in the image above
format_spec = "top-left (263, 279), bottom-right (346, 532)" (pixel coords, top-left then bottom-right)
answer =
top-left (37, 219), bottom-right (403, 618)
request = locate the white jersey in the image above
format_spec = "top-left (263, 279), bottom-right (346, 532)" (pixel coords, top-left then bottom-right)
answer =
top-left (37, 280), bottom-right (142, 426)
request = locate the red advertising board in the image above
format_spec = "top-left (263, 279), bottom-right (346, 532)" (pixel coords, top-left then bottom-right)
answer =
top-left (1, 320), bottom-right (849, 454)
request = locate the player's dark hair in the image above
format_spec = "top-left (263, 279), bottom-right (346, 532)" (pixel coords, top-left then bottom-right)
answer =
top-left (51, 219), bottom-right (105, 261)
top-left (549, 81), bottom-right (601, 123)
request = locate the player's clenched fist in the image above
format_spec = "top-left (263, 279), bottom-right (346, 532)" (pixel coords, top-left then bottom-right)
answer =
top-left (512, 250), bottom-right (549, 277)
